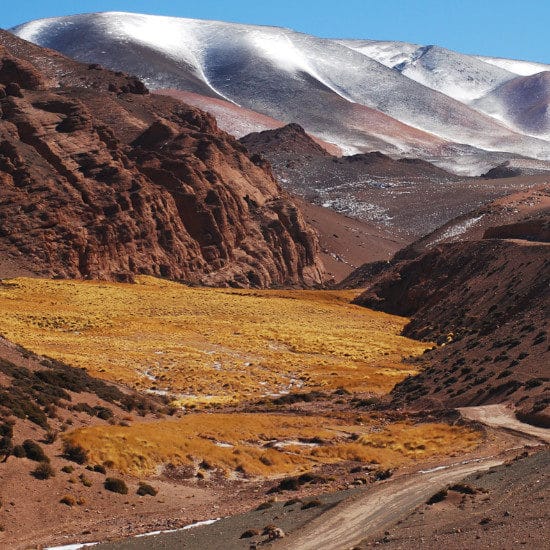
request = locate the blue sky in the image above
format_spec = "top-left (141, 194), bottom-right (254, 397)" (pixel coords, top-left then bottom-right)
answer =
top-left (3, 0), bottom-right (549, 63)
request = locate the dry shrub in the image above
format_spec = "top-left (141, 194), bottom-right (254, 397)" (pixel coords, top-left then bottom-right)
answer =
top-left (22, 440), bottom-right (48, 462)
top-left (104, 477), bottom-right (128, 494)
top-left (62, 441), bottom-right (88, 464)
top-left (60, 495), bottom-right (76, 506)
top-left (301, 499), bottom-right (322, 509)
top-left (136, 482), bottom-right (157, 496)
top-left (32, 461), bottom-right (55, 480)
top-left (427, 488), bottom-right (448, 505)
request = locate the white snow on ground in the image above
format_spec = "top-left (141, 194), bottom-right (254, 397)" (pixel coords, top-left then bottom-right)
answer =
top-left (134, 518), bottom-right (221, 538)
top-left (338, 39), bottom-right (420, 68)
top-left (46, 544), bottom-right (98, 550)
top-left (431, 215), bottom-right (485, 244)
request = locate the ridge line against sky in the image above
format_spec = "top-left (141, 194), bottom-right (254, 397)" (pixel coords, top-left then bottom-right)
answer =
top-left (2, 0), bottom-right (550, 64)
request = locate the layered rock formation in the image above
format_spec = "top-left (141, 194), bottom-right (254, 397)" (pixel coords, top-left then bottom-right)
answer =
top-left (0, 32), bottom-right (325, 287)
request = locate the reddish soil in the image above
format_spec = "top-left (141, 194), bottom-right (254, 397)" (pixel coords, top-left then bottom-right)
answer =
top-left (0, 31), bottom-right (325, 287)
top-left (295, 197), bottom-right (407, 281)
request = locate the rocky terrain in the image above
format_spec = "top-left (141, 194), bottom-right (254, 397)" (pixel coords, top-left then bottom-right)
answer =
top-left (359, 449), bottom-right (549, 549)
top-left (240, 123), bottom-right (548, 237)
top-left (394, 185), bottom-right (550, 259)
top-left (351, 202), bottom-right (549, 424)
top-left (0, 30), bottom-right (324, 287)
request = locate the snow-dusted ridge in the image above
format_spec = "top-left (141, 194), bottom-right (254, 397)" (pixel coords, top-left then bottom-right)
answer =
top-left (11, 11), bottom-right (550, 175)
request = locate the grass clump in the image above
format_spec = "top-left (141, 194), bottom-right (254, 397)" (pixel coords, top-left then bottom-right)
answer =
top-left (427, 488), bottom-right (448, 505)
top-left (256, 500), bottom-right (274, 511)
top-left (32, 461), bottom-right (55, 479)
top-left (60, 495), bottom-right (76, 506)
top-left (449, 483), bottom-right (477, 494)
top-left (12, 445), bottom-right (26, 458)
top-left (240, 529), bottom-right (260, 539)
top-left (79, 473), bottom-right (92, 487)
top-left (301, 499), bottom-right (322, 510)
top-left (62, 441), bottom-right (88, 464)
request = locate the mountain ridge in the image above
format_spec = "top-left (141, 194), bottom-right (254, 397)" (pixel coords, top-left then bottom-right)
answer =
top-left (11, 11), bottom-right (550, 176)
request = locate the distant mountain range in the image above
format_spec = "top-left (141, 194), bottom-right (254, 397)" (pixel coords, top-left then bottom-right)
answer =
top-left (11, 12), bottom-right (550, 175)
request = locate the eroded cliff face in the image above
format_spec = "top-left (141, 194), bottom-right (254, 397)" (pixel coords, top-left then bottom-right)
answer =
top-left (0, 36), bottom-right (325, 287)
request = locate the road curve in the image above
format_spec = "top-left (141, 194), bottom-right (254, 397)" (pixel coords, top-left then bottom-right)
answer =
top-left (273, 458), bottom-right (503, 550)
top-left (458, 404), bottom-right (550, 443)
top-left (275, 405), bottom-right (549, 550)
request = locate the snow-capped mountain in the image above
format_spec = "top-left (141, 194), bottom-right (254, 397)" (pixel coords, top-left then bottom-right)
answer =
top-left (11, 12), bottom-right (550, 175)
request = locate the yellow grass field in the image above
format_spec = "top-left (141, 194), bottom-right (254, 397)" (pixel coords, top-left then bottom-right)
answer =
top-left (65, 413), bottom-right (481, 476)
top-left (0, 277), bottom-right (429, 402)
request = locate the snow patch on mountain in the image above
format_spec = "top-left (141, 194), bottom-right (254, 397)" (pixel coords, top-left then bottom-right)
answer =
top-left (10, 12), bottom-right (550, 174)
top-left (477, 56), bottom-right (550, 76)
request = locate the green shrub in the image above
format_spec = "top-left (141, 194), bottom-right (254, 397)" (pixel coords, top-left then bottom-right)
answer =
top-left (93, 464), bottom-right (107, 474)
top-left (104, 477), bottom-right (128, 494)
top-left (61, 465), bottom-right (74, 474)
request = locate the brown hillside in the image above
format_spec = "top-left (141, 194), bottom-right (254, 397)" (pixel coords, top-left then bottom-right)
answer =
top-left (353, 235), bottom-right (549, 424)
top-left (0, 31), bottom-right (324, 287)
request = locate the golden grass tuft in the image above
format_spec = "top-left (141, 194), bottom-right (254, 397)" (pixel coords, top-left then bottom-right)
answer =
top-left (64, 413), bottom-right (481, 477)
top-left (0, 277), bottom-right (429, 400)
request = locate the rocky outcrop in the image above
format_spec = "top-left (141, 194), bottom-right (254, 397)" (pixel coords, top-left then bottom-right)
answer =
top-left (0, 46), bottom-right (44, 91)
top-left (0, 34), bottom-right (325, 287)
top-left (483, 216), bottom-right (550, 242)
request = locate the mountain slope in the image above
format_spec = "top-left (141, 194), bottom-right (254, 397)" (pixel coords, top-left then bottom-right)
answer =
top-left (474, 71), bottom-right (550, 139)
top-left (343, 41), bottom-right (516, 102)
top-left (351, 208), bottom-right (550, 422)
top-left (239, 124), bottom-right (548, 238)
top-left (0, 30), bottom-right (324, 287)
top-left (11, 12), bottom-right (550, 175)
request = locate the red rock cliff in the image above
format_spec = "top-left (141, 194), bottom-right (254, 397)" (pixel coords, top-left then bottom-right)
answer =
top-left (0, 33), bottom-right (325, 287)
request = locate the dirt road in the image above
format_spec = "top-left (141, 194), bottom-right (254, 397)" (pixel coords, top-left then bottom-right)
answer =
top-left (90, 406), bottom-right (548, 550)
top-left (274, 457), bottom-right (504, 550)
top-left (275, 405), bottom-right (548, 550)
top-left (458, 404), bottom-right (550, 443)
